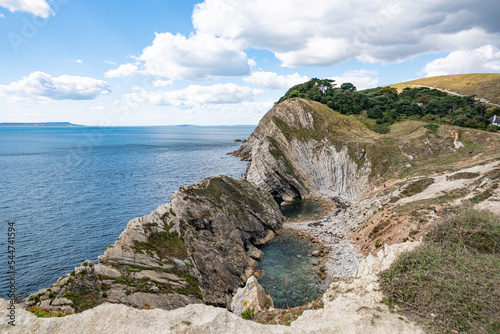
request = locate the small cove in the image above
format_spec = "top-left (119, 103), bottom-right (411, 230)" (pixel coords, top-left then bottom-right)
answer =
top-left (254, 229), bottom-right (328, 308)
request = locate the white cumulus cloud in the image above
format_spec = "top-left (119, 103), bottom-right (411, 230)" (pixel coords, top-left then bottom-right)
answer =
top-left (152, 79), bottom-right (173, 88)
top-left (0, 0), bottom-right (52, 18)
top-left (105, 63), bottom-right (139, 78)
top-left (0, 71), bottom-right (111, 103)
top-left (121, 83), bottom-right (262, 109)
top-left (0, 13), bottom-right (5, 18)
top-left (423, 45), bottom-right (500, 77)
top-left (192, 0), bottom-right (500, 67)
top-left (329, 70), bottom-right (379, 90)
top-left (108, 32), bottom-right (251, 81)
top-left (243, 70), bottom-right (309, 89)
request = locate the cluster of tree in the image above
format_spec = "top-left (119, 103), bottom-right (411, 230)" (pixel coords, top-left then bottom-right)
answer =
top-left (279, 78), bottom-right (499, 132)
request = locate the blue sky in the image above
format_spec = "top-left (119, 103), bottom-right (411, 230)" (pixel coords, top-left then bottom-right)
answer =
top-left (0, 0), bottom-right (499, 125)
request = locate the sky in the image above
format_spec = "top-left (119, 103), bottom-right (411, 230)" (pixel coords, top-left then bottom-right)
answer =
top-left (0, 0), bottom-right (499, 126)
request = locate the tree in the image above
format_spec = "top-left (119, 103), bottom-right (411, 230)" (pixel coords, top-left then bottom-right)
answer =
top-left (367, 106), bottom-right (383, 119)
top-left (341, 82), bottom-right (356, 92)
top-left (373, 86), bottom-right (398, 100)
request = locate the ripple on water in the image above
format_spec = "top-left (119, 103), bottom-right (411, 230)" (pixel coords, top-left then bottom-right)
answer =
top-left (254, 229), bottom-right (328, 308)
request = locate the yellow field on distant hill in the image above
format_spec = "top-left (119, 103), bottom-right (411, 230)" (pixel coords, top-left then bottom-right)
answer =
top-left (390, 74), bottom-right (500, 105)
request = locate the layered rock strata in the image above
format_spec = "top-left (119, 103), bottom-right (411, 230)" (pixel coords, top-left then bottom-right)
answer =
top-left (26, 175), bottom-right (283, 313)
top-left (233, 98), bottom-right (374, 203)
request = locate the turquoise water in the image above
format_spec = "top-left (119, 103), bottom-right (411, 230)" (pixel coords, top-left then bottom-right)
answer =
top-left (254, 230), bottom-right (327, 308)
top-left (0, 126), bottom-right (254, 296)
top-left (280, 198), bottom-right (324, 220)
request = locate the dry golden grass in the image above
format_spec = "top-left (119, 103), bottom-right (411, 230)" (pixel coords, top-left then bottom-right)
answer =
top-left (390, 74), bottom-right (500, 105)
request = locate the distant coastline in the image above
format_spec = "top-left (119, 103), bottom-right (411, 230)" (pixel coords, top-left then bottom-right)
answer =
top-left (0, 122), bottom-right (84, 127)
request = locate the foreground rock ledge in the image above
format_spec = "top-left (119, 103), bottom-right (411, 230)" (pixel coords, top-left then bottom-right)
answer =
top-left (2, 241), bottom-right (423, 334)
top-left (26, 175), bottom-right (283, 312)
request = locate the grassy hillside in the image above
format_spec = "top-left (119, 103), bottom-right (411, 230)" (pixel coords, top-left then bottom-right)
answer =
top-left (380, 206), bottom-right (500, 334)
top-left (390, 74), bottom-right (500, 105)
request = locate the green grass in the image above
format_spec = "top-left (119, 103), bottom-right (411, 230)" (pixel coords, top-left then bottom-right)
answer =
top-left (380, 207), bottom-right (500, 333)
top-left (446, 172), bottom-right (480, 181)
top-left (26, 306), bottom-right (71, 317)
top-left (63, 291), bottom-right (100, 313)
top-left (268, 98), bottom-right (500, 184)
top-left (133, 221), bottom-right (187, 259)
top-left (241, 307), bottom-right (255, 320)
top-left (399, 178), bottom-right (434, 198)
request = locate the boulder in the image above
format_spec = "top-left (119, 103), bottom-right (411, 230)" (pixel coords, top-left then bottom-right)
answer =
top-left (230, 276), bottom-right (273, 316)
top-left (246, 243), bottom-right (264, 260)
top-left (51, 298), bottom-right (73, 306)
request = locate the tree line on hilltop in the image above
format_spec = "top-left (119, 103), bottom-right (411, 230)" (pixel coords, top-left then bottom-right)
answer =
top-left (279, 78), bottom-right (500, 133)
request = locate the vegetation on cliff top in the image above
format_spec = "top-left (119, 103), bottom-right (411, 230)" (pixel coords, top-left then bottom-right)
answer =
top-left (380, 206), bottom-right (500, 334)
top-left (279, 77), bottom-right (499, 132)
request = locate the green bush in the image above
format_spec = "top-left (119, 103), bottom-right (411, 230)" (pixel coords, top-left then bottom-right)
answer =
top-left (374, 123), bottom-right (390, 134)
top-left (241, 307), bottom-right (255, 320)
top-left (487, 124), bottom-right (499, 132)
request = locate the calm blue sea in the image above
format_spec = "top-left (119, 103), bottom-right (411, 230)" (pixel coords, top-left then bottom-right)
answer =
top-left (0, 126), bottom-right (254, 296)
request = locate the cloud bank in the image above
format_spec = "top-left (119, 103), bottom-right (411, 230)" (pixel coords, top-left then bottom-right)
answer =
top-left (106, 32), bottom-right (251, 81)
top-left (329, 70), bottom-right (379, 90)
top-left (193, 0), bottom-right (500, 67)
top-left (121, 83), bottom-right (262, 109)
top-left (243, 70), bottom-right (309, 89)
top-left (0, 0), bottom-right (52, 18)
top-left (423, 45), bottom-right (500, 77)
top-left (0, 71), bottom-right (111, 102)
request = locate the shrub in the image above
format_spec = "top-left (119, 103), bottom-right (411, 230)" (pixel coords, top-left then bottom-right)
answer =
top-left (374, 123), bottom-right (390, 134)
top-left (487, 124), bottom-right (499, 132)
top-left (242, 307), bottom-right (255, 320)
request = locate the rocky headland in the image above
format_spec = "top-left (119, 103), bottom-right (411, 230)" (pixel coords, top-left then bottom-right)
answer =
top-left (25, 175), bottom-right (282, 313)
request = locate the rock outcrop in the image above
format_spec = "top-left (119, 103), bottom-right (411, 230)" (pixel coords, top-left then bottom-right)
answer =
top-left (26, 175), bottom-right (283, 312)
top-left (230, 276), bottom-right (274, 316)
top-left (233, 98), bottom-right (375, 203)
top-left (354, 241), bottom-right (420, 278)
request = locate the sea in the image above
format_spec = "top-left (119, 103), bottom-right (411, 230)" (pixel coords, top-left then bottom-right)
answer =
top-left (0, 125), bottom-right (254, 297)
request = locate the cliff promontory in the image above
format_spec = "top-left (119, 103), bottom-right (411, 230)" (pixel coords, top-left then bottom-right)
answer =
top-left (234, 98), bottom-right (376, 203)
top-left (26, 175), bottom-right (282, 313)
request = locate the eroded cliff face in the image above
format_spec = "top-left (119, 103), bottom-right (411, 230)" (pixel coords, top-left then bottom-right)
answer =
top-left (27, 175), bottom-right (282, 313)
top-left (234, 98), bottom-right (374, 203)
